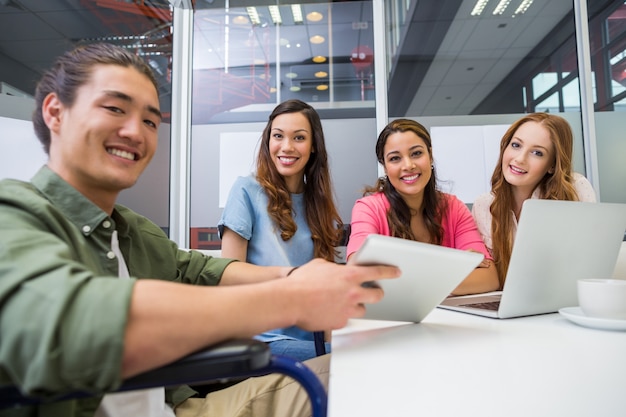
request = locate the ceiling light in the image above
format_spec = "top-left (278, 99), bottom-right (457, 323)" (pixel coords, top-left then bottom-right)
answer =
top-left (269, 5), bottom-right (282, 25)
top-left (232, 15), bottom-right (249, 25)
top-left (470, 0), bottom-right (489, 16)
top-left (316, 84), bottom-right (328, 91)
top-left (310, 35), bottom-right (325, 44)
top-left (493, 0), bottom-right (511, 15)
top-left (285, 72), bottom-right (298, 79)
top-left (513, 0), bottom-right (534, 16)
top-left (315, 71), bottom-right (328, 78)
top-left (306, 11), bottom-right (323, 22)
top-left (312, 55), bottom-right (327, 63)
top-left (291, 4), bottom-right (303, 24)
top-left (290, 86), bottom-right (301, 92)
top-left (246, 7), bottom-right (260, 25)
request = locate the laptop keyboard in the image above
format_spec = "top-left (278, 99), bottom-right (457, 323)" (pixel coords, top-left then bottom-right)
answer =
top-left (459, 301), bottom-right (501, 311)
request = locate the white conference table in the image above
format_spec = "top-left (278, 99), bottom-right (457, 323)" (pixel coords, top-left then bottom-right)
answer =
top-left (328, 308), bottom-right (626, 417)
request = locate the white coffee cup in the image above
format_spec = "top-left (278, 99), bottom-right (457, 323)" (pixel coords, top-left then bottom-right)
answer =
top-left (577, 279), bottom-right (626, 320)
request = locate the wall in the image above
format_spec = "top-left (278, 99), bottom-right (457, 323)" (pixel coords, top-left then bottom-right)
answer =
top-left (0, 95), bottom-right (46, 182)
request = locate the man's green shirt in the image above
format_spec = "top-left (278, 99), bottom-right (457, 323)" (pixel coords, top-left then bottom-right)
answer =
top-left (0, 166), bottom-right (235, 416)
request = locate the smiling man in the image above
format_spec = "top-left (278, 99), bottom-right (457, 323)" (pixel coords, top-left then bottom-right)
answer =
top-left (43, 63), bottom-right (161, 212)
top-left (0, 43), bottom-right (398, 417)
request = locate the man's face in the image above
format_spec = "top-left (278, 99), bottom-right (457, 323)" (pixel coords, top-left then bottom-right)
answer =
top-left (45, 64), bottom-right (161, 208)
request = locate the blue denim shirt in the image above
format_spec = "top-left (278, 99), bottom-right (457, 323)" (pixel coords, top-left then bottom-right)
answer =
top-left (219, 175), bottom-right (314, 342)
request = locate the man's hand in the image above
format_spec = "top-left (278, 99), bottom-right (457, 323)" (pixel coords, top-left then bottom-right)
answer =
top-left (286, 259), bottom-right (400, 331)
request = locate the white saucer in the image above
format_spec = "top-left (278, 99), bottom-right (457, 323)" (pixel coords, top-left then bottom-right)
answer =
top-left (559, 307), bottom-right (626, 331)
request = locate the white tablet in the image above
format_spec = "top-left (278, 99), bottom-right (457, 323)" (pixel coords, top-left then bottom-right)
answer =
top-left (351, 234), bottom-right (483, 322)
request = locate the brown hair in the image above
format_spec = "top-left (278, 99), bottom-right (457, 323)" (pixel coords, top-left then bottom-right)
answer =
top-left (490, 113), bottom-right (579, 286)
top-left (364, 118), bottom-right (447, 244)
top-left (33, 43), bottom-right (158, 154)
top-left (256, 99), bottom-right (343, 261)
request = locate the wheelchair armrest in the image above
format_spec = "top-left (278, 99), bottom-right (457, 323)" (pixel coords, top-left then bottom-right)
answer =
top-left (0, 338), bottom-right (271, 408)
top-left (120, 338), bottom-right (271, 391)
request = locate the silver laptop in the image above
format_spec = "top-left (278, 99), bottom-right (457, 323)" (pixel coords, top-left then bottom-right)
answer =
top-left (439, 200), bottom-right (626, 318)
top-left (351, 234), bottom-right (483, 322)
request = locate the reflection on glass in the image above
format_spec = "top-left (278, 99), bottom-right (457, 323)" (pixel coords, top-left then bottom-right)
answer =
top-left (609, 39), bottom-right (626, 102)
top-left (532, 72), bottom-right (558, 100)
top-left (535, 91), bottom-right (559, 113)
top-left (612, 94), bottom-right (626, 111)
top-left (385, 0), bottom-right (411, 63)
top-left (606, 2), bottom-right (626, 44)
top-left (611, 78), bottom-right (626, 98)
top-left (589, 1), bottom-right (626, 112)
top-left (562, 78), bottom-right (581, 111)
top-left (192, 1), bottom-right (375, 123)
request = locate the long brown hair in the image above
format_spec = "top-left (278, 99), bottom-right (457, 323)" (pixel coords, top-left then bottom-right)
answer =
top-left (363, 119), bottom-right (447, 244)
top-left (490, 113), bottom-right (579, 285)
top-left (256, 99), bottom-right (343, 261)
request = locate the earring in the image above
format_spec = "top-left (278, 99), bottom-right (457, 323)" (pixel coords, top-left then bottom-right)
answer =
top-left (431, 164), bottom-right (434, 170)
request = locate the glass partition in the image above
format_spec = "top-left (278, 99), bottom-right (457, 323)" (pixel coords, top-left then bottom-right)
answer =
top-left (192, 1), bottom-right (375, 124)
top-left (385, 0), bottom-right (577, 117)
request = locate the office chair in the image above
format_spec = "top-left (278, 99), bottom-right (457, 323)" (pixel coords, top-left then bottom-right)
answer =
top-left (0, 338), bottom-right (327, 417)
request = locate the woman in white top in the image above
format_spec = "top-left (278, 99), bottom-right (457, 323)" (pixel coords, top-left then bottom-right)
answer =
top-left (472, 113), bottom-right (596, 289)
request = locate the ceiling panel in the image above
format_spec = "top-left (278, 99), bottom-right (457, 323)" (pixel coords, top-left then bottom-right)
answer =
top-left (404, 0), bottom-right (572, 116)
top-left (442, 59), bottom-right (496, 85)
top-left (38, 11), bottom-right (112, 39)
top-left (0, 13), bottom-right (61, 41)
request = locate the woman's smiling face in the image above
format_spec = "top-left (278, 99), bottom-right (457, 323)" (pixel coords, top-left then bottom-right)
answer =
top-left (268, 111), bottom-right (313, 193)
top-left (501, 120), bottom-right (555, 195)
top-left (382, 130), bottom-right (432, 201)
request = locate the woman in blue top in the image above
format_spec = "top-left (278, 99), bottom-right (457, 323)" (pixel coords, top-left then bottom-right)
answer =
top-left (218, 99), bottom-right (343, 361)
